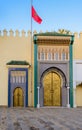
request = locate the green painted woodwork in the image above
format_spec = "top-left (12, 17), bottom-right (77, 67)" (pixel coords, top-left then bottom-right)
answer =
top-left (34, 31), bottom-right (73, 37)
top-left (69, 36), bottom-right (74, 107)
top-left (7, 60), bottom-right (30, 65)
top-left (34, 42), bottom-right (38, 107)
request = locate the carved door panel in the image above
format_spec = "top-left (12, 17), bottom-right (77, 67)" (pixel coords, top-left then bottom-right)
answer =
top-left (44, 73), bottom-right (52, 106)
top-left (43, 72), bottom-right (61, 106)
top-left (53, 73), bottom-right (61, 106)
top-left (13, 87), bottom-right (24, 107)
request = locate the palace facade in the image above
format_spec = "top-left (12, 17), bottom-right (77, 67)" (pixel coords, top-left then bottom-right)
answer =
top-left (0, 29), bottom-right (82, 108)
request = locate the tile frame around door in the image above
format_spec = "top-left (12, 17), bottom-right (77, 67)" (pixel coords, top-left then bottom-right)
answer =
top-left (8, 68), bottom-right (28, 107)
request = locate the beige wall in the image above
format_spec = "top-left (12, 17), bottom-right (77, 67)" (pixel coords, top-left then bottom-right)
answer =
top-left (0, 29), bottom-right (82, 107)
top-left (73, 33), bottom-right (82, 107)
top-left (0, 30), bottom-right (34, 106)
top-left (73, 32), bottom-right (82, 59)
top-left (76, 85), bottom-right (82, 106)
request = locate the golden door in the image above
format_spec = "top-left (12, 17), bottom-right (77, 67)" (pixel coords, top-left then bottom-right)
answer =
top-left (43, 72), bottom-right (61, 106)
top-left (13, 87), bottom-right (24, 107)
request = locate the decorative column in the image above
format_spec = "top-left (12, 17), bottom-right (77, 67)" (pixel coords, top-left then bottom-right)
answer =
top-left (37, 86), bottom-right (40, 108)
top-left (67, 87), bottom-right (70, 108)
top-left (69, 37), bottom-right (74, 107)
top-left (34, 35), bottom-right (38, 107)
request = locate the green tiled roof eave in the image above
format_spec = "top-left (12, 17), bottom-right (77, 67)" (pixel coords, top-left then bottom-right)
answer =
top-left (34, 32), bottom-right (74, 37)
top-left (6, 60), bottom-right (30, 65)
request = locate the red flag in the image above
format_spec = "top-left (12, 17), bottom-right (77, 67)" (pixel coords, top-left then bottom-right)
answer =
top-left (32, 6), bottom-right (42, 24)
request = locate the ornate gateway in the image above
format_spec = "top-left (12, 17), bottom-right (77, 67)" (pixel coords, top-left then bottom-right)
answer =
top-left (8, 67), bottom-right (28, 107)
top-left (34, 32), bottom-right (74, 107)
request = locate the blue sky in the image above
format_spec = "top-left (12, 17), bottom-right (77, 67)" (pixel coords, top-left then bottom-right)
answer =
top-left (0, 0), bottom-right (82, 33)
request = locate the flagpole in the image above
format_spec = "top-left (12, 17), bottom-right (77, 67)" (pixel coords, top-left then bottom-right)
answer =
top-left (30, 0), bottom-right (42, 107)
top-left (30, 0), bottom-right (33, 106)
top-left (31, 0), bottom-right (33, 35)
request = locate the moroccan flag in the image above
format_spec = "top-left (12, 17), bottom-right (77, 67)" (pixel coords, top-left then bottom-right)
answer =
top-left (32, 6), bottom-right (42, 24)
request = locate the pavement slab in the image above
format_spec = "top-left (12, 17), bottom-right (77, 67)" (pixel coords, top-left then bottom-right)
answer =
top-left (0, 107), bottom-right (82, 130)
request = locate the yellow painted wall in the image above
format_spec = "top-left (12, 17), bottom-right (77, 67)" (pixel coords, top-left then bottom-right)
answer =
top-left (73, 32), bottom-right (82, 59)
top-left (0, 30), bottom-right (34, 106)
top-left (73, 32), bottom-right (82, 107)
top-left (0, 29), bottom-right (82, 107)
top-left (76, 85), bottom-right (82, 106)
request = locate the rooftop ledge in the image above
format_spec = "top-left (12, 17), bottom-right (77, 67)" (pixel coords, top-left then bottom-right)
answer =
top-left (33, 31), bottom-right (74, 44)
top-left (6, 60), bottom-right (30, 67)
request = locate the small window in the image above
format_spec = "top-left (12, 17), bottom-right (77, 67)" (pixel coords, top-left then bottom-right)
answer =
top-left (40, 52), bottom-right (45, 60)
top-left (22, 76), bottom-right (25, 83)
top-left (62, 52), bottom-right (66, 60)
top-left (16, 76), bottom-right (19, 83)
top-left (18, 76), bottom-right (21, 83)
top-left (48, 53), bottom-right (52, 60)
top-left (12, 76), bottom-right (15, 83)
top-left (54, 53), bottom-right (59, 60)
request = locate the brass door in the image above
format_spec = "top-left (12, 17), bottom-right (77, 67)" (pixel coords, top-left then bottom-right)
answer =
top-left (43, 72), bottom-right (61, 106)
top-left (13, 87), bottom-right (24, 107)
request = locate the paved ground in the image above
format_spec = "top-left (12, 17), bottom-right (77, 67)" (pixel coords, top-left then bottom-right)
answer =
top-left (0, 107), bottom-right (82, 130)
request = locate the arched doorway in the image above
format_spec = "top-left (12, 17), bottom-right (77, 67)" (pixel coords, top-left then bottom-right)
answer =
top-left (43, 71), bottom-right (61, 106)
top-left (13, 87), bottom-right (24, 107)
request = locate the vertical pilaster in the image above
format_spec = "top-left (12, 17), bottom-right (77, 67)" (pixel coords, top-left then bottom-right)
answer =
top-left (67, 87), bottom-right (70, 108)
top-left (37, 86), bottom-right (40, 108)
top-left (8, 69), bottom-right (11, 107)
top-left (26, 69), bottom-right (28, 107)
top-left (34, 42), bottom-right (38, 107)
top-left (69, 36), bottom-right (74, 107)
